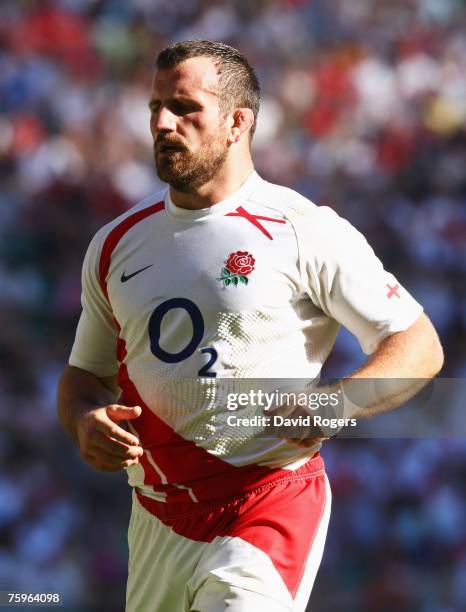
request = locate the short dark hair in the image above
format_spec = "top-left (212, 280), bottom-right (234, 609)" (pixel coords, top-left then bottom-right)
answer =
top-left (155, 40), bottom-right (261, 137)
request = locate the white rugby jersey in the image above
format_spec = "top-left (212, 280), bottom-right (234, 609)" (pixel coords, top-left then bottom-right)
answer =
top-left (69, 171), bottom-right (422, 503)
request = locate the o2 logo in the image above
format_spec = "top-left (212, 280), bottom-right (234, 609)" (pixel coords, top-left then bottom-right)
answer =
top-left (148, 298), bottom-right (217, 377)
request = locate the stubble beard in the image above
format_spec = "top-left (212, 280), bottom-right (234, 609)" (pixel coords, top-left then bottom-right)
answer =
top-left (154, 136), bottom-right (229, 193)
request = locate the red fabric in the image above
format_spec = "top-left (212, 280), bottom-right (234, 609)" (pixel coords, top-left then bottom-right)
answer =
top-left (98, 200), bottom-right (164, 299)
top-left (136, 455), bottom-right (327, 597)
top-left (98, 200), bottom-right (178, 494)
top-left (226, 206), bottom-right (286, 240)
top-left (112, 319), bottom-right (168, 491)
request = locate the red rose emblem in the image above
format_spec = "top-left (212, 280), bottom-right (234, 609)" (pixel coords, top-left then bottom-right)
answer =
top-left (225, 251), bottom-right (255, 276)
top-left (218, 251), bottom-right (256, 287)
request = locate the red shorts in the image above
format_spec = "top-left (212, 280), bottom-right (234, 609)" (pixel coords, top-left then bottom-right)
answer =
top-left (127, 454), bottom-right (331, 611)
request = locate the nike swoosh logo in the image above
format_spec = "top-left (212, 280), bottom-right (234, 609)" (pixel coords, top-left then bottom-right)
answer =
top-left (121, 264), bottom-right (153, 283)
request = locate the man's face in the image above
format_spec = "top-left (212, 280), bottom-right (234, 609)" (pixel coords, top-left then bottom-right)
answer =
top-left (149, 57), bottom-right (230, 192)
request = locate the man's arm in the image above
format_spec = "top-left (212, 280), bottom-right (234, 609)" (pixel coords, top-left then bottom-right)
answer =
top-left (341, 312), bottom-right (444, 417)
top-left (288, 207), bottom-right (444, 441)
top-left (57, 365), bottom-right (143, 472)
top-left (284, 313), bottom-right (443, 446)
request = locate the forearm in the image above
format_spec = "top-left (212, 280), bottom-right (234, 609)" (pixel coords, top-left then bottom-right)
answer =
top-left (340, 313), bottom-right (444, 418)
top-left (57, 365), bottom-right (118, 442)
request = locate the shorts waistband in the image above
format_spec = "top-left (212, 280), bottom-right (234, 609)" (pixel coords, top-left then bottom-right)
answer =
top-left (135, 453), bottom-right (325, 520)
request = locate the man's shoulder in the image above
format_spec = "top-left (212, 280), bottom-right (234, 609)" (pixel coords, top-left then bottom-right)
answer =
top-left (251, 176), bottom-right (340, 226)
top-left (91, 189), bottom-right (167, 248)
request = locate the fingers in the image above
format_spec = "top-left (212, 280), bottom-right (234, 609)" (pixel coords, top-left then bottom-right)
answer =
top-left (81, 435), bottom-right (144, 472)
top-left (268, 401), bottom-right (331, 445)
top-left (106, 404), bottom-right (142, 423)
top-left (93, 432), bottom-right (144, 460)
top-left (96, 419), bottom-right (141, 447)
top-left (76, 404), bottom-right (144, 473)
top-left (92, 404), bottom-right (142, 446)
top-left (285, 436), bottom-right (327, 448)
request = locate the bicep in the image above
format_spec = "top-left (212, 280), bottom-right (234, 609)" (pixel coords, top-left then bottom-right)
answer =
top-left (59, 365), bottom-right (118, 403)
top-left (375, 313), bottom-right (444, 375)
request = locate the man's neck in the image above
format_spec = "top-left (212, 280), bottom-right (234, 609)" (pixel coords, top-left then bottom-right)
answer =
top-left (169, 161), bottom-right (255, 210)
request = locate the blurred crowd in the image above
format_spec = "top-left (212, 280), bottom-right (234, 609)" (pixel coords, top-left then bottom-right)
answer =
top-left (0, 0), bottom-right (465, 610)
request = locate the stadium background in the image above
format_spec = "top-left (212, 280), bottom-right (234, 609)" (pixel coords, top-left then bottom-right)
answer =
top-left (1, 0), bottom-right (465, 610)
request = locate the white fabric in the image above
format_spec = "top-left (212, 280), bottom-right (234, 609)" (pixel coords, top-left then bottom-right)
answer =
top-left (293, 474), bottom-right (332, 611)
top-left (69, 171), bottom-right (423, 488)
top-left (126, 494), bottom-right (330, 612)
top-left (125, 498), bottom-right (293, 612)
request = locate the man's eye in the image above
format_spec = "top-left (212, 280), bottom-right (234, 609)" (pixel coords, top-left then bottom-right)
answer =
top-left (171, 103), bottom-right (196, 115)
top-left (149, 102), bottom-right (197, 116)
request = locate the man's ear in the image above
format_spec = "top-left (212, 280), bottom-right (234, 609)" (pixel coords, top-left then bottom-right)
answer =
top-left (227, 108), bottom-right (255, 144)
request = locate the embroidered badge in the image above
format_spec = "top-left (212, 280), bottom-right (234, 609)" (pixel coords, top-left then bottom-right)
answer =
top-left (218, 251), bottom-right (255, 287)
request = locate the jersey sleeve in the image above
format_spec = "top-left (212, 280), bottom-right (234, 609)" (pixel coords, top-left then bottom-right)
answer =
top-left (68, 231), bottom-right (119, 376)
top-left (295, 206), bottom-right (423, 354)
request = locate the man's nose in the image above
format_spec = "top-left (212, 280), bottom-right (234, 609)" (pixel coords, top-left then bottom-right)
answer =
top-left (151, 107), bottom-right (176, 133)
